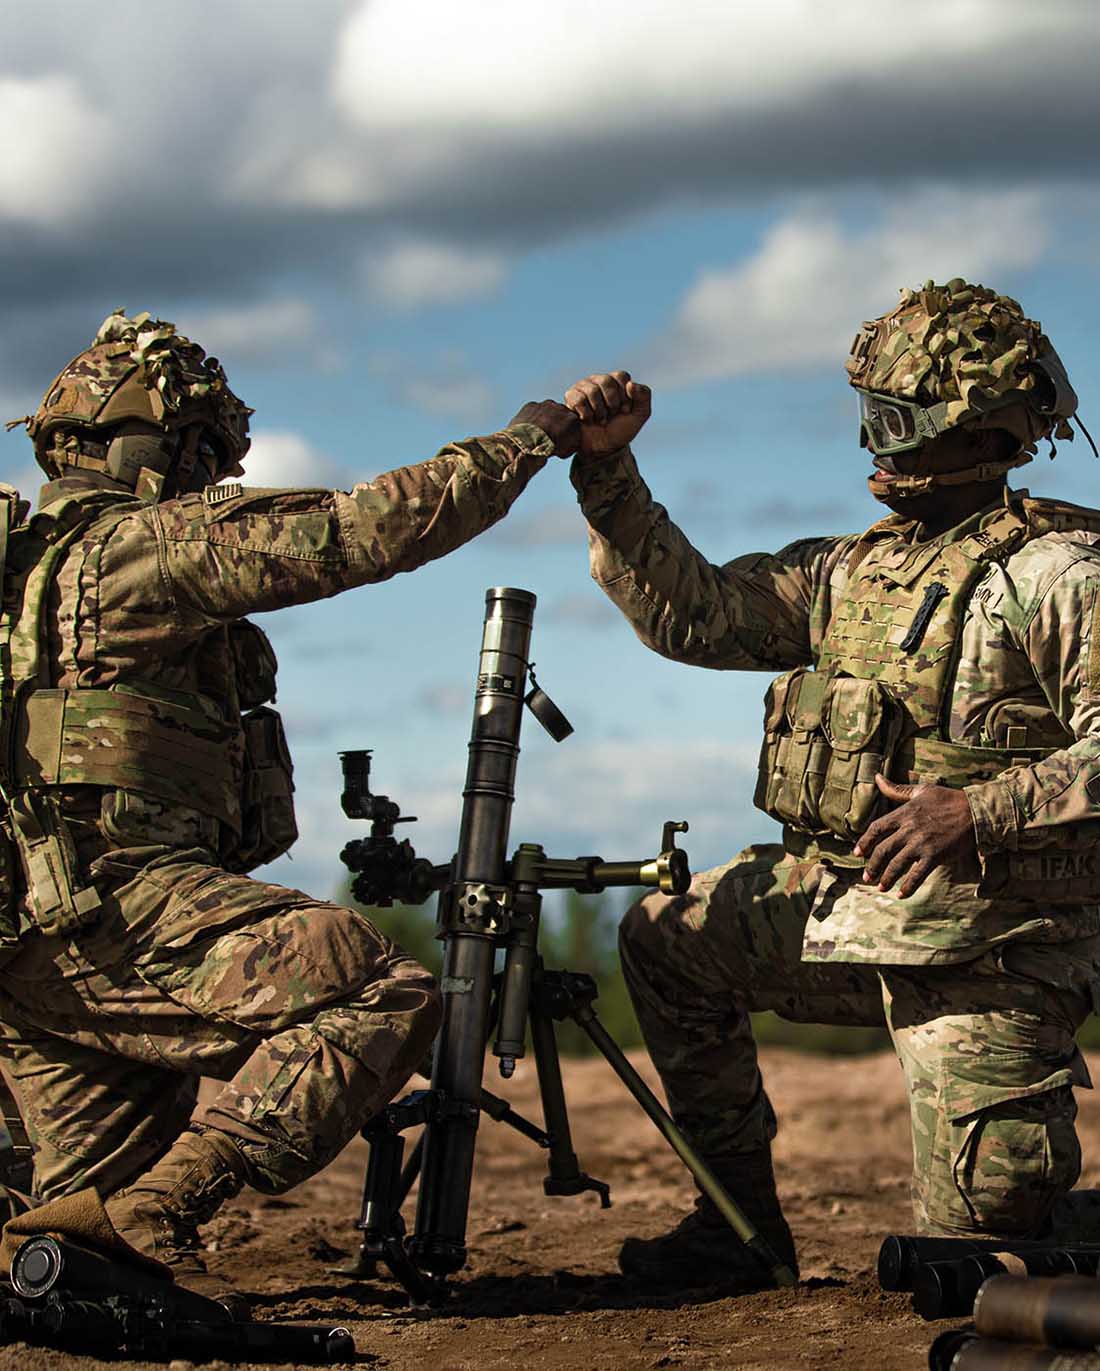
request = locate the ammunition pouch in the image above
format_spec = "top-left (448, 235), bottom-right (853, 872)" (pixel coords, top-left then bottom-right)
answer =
top-left (229, 619), bottom-right (278, 711)
top-left (219, 620), bottom-right (297, 872)
top-left (225, 705), bottom-right (297, 873)
top-left (754, 669), bottom-right (906, 842)
top-left (6, 790), bottom-right (101, 938)
top-left (896, 736), bottom-right (1100, 906)
top-left (780, 723), bottom-right (1100, 907)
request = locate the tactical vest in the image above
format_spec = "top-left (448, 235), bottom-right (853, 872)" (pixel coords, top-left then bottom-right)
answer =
top-left (755, 492), bottom-right (1100, 906)
top-left (0, 482), bottom-right (297, 945)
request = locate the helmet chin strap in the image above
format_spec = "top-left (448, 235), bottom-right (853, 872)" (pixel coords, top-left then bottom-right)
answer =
top-left (869, 452), bottom-right (1032, 501)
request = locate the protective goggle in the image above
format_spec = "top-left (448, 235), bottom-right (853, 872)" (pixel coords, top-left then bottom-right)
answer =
top-left (857, 390), bottom-right (941, 456)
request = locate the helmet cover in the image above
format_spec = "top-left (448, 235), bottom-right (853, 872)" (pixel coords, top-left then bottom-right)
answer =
top-left (18, 309), bottom-right (252, 482)
top-left (846, 278), bottom-right (1076, 456)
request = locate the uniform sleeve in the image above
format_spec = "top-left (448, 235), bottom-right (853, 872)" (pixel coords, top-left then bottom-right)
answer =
top-left (965, 552), bottom-right (1100, 854)
top-left (569, 446), bottom-right (843, 671)
top-left (146, 424), bottom-right (554, 623)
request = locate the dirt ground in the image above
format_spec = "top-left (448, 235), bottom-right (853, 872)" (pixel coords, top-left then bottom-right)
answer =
top-left (6, 1045), bottom-right (1100, 1371)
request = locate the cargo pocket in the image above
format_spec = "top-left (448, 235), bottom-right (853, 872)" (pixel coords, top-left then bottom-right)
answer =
top-left (936, 1056), bottom-right (1084, 1235)
top-left (755, 669), bottom-right (799, 820)
top-left (754, 668), bottom-right (829, 831)
top-left (819, 676), bottom-right (904, 841)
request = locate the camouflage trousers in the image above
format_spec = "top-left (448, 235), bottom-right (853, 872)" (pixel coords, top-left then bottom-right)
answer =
top-left (620, 843), bottom-right (1098, 1238)
top-left (0, 850), bottom-right (441, 1203)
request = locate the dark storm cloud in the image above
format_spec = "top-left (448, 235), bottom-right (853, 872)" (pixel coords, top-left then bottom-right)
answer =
top-left (1, 1), bottom-right (1098, 384)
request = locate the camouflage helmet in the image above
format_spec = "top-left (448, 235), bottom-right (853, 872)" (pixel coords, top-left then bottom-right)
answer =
top-left (846, 278), bottom-right (1077, 460)
top-left (15, 309), bottom-right (252, 494)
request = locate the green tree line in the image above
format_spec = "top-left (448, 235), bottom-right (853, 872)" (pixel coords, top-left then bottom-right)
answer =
top-left (348, 884), bottom-right (902, 1057)
top-left (351, 883), bottom-right (1100, 1056)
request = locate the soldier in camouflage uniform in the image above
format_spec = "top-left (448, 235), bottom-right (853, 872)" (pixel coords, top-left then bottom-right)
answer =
top-left (0, 309), bottom-right (582, 1293)
top-left (564, 280), bottom-right (1100, 1288)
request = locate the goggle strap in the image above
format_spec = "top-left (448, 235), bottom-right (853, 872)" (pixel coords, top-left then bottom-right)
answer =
top-left (886, 452), bottom-right (1031, 495)
top-left (916, 401), bottom-right (948, 440)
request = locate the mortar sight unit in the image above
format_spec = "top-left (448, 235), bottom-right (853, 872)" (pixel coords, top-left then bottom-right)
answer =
top-left (336, 586), bottom-right (796, 1306)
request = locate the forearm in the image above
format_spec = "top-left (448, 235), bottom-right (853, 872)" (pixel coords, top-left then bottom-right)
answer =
top-left (155, 424), bottom-right (553, 621)
top-left (966, 735), bottom-right (1100, 854)
top-left (966, 556), bottom-right (1100, 855)
top-left (336, 423), bottom-right (552, 580)
top-left (570, 447), bottom-right (819, 670)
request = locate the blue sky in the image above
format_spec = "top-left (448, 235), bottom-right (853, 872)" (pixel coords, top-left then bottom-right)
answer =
top-left (3, 1), bottom-right (1100, 903)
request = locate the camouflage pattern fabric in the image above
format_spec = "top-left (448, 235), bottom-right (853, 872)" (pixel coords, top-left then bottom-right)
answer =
top-left (571, 449), bottom-right (1100, 963)
top-left (15, 309), bottom-right (253, 479)
top-left (22, 424), bottom-right (551, 864)
top-left (621, 845), bottom-right (1096, 1237)
top-left (0, 856), bottom-right (439, 1199)
top-left (0, 418), bottom-right (554, 1200)
top-left (845, 279), bottom-right (1074, 452)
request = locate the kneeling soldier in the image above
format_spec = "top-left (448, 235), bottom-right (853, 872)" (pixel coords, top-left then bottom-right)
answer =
top-left (0, 309), bottom-right (581, 1295)
top-left (567, 280), bottom-right (1100, 1289)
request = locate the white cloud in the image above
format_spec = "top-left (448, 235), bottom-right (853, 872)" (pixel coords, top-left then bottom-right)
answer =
top-left (368, 350), bottom-right (494, 422)
top-left (388, 737), bottom-right (761, 875)
top-left (0, 75), bottom-right (112, 224)
top-left (649, 189), bottom-right (1050, 385)
top-left (260, 731), bottom-right (764, 906)
top-left (301, 736), bottom-right (754, 862)
top-left (239, 431), bottom-right (350, 489)
top-left (363, 242), bottom-right (508, 310)
top-left (331, 1), bottom-right (1054, 143)
top-left (175, 299), bottom-right (326, 370)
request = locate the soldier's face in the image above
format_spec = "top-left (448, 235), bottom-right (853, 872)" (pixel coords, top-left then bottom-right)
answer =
top-left (868, 427), bottom-right (997, 518)
top-left (869, 427), bottom-right (977, 485)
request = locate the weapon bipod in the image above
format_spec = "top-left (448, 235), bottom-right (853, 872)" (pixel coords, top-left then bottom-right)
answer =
top-left (342, 962), bottom-right (795, 1306)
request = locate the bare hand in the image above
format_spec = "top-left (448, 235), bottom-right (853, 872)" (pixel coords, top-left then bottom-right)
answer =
top-left (564, 371), bottom-right (652, 458)
top-left (852, 775), bottom-right (976, 898)
top-left (509, 400), bottom-right (582, 457)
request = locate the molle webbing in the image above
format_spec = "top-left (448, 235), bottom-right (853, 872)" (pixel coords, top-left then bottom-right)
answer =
top-left (15, 688), bottom-right (243, 830)
top-left (816, 503), bottom-right (1031, 735)
top-left (5, 493), bottom-right (137, 698)
top-left (898, 735), bottom-right (1058, 785)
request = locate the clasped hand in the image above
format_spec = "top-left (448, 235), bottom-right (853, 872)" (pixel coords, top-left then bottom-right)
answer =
top-left (852, 776), bottom-right (977, 898)
top-left (509, 371), bottom-right (652, 458)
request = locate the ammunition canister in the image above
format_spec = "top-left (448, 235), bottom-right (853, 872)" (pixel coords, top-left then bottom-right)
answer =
top-left (879, 1234), bottom-right (1100, 1293)
top-left (914, 1251), bottom-right (1089, 1320)
top-left (974, 1274), bottom-right (1100, 1349)
top-left (952, 1340), bottom-right (1100, 1369)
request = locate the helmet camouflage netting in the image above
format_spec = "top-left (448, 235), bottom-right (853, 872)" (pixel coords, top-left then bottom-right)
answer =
top-left (845, 278), bottom-right (1077, 454)
top-left (13, 309), bottom-right (252, 480)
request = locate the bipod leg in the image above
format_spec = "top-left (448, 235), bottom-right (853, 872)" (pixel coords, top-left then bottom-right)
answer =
top-left (551, 970), bottom-right (797, 1289)
top-left (340, 1118), bottom-right (407, 1279)
top-left (341, 1095), bottom-right (445, 1305)
top-left (529, 969), bottom-right (610, 1206)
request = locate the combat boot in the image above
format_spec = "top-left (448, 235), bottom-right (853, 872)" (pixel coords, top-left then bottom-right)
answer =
top-left (618, 1147), bottom-right (798, 1290)
top-left (104, 1127), bottom-right (250, 1306)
